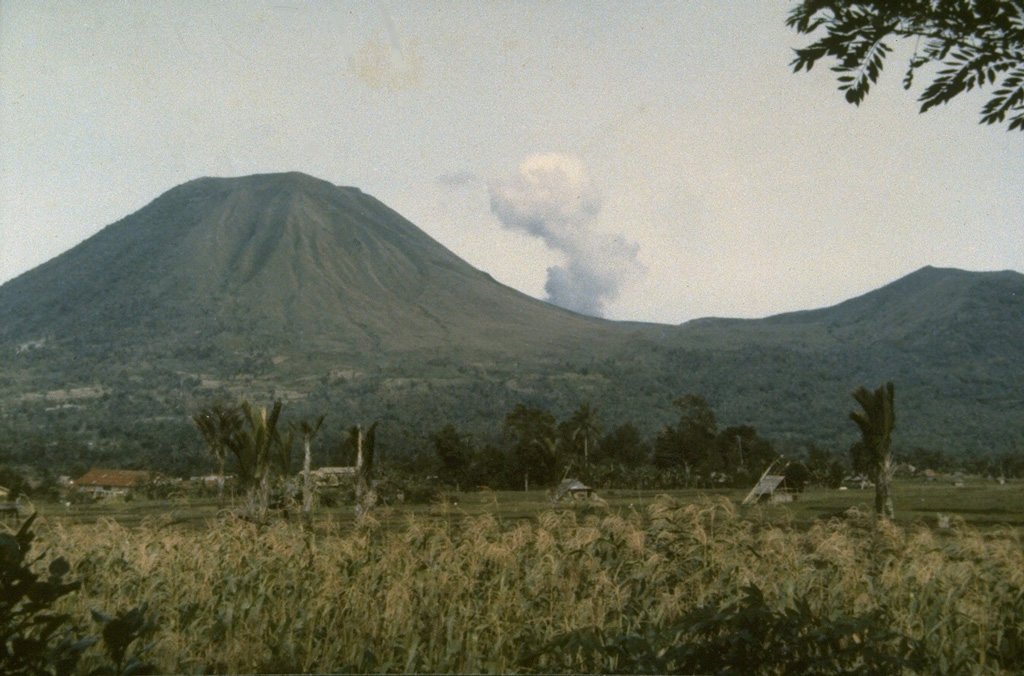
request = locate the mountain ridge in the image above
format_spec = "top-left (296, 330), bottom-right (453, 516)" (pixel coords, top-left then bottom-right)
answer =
top-left (0, 172), bottom-right (1021, 473)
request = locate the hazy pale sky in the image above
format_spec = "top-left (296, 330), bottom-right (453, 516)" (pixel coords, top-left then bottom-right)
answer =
top-left (2, 1), bottom-right (1022, 323)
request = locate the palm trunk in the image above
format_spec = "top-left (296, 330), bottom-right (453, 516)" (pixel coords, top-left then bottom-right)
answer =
top-left (875, 453), bottom-right (895, 520)
top-left (254, 472), bottom-right (270, 523)
top-left (217, 454), bottom-right (226, 505)
top-left (354, 426), bottom-right (370, 513)
top-left (302, 437), bottom-right (313, 525)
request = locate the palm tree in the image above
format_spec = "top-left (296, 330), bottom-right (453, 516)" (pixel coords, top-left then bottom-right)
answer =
top-left (191, 403), bottom-right (242, 503)
top-left (349, 421), bottom-right (379, 514)
top-left (569, 402), bottom-right (601, 467)
top-left (235, 400), bottom-right (284, 522)
top-left (528, 435), bottom-right (562, 491)
top-left (850, 382), bottom-right (896, 520)
top-left (292, 415), bottom-right (325, 526)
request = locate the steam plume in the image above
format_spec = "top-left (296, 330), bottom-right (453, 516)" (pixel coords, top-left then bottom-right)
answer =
top-left (489, 153), bottom-right (640, 317)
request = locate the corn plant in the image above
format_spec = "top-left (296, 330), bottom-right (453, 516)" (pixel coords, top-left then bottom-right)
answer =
top-left (31, 496), bottom-right (1024, 674)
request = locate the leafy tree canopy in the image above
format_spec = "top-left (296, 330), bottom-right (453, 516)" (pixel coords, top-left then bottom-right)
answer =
top-left (503, 404), bottom-right (557, 448)
top-left (788, 0), bottom-right (1024, 130)
top-left (598, 422), bottom-right (650, 466)
top-left (850, 381), bottom-right (897, 519)
top-left (503, 404), bottom-right (560, 487)
top-left (431, 424), bottom-right (474, 487)
top-left (672, 394), bottom-right (719, 437)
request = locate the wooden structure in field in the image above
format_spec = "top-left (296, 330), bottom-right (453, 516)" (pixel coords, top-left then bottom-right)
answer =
top-left (742, 460), bottom-right (794, 505)
top-left (554, 479), bottom-right (596, 501)
top-left (311, 466), bottom-right (357, 488)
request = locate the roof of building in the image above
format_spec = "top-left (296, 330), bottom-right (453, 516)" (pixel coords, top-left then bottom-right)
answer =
top-left (73, 469), bottom-right (153, 488)
top-left (312, 466), bottom-right (357, 475)
top-left (742, 474), bottom-right (786, 505)
top-left (554, 478), bottom-right (595, 501)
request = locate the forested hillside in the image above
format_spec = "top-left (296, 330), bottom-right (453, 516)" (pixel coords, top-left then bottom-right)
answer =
top-left (1, 174), bottom-right (1021, 480)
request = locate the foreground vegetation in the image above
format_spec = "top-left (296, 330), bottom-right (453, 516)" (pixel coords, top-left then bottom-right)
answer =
top-left (13, 492), bottom-right (1023, 674)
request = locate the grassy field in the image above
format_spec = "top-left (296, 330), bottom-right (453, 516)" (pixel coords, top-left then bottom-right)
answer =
top-left (781, 480), bottom-right (1024, 529)
top-left (10, 480), bottom-right (1023, 674)
top-left (29, 478), bottom-right (1024, 532)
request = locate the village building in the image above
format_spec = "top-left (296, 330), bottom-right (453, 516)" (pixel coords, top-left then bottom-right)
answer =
top-left (311, 466), bottom-right (357, 488)
top-left (742, 474), bottom-right (794, 504)
top-left (190, 474), bottom-right (236, 490)
top-left (72, 469), bottom-right (154, 498)
top-left (842, 474), bottom-right (874, 490)
top-left (553, 479), bottom-right (597, 501)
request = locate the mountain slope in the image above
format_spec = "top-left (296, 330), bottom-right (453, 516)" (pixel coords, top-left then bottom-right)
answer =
top-left (764, 265), bottom-right (1024, 345)
top-left (0, 172), bottom-right (631, 359)
top-left (676, 265), bottom-right (1022, 350)
top-left (651, 265), bottom-right (1024, 455)
top-left (0, 173), bottom-right (1021, 473)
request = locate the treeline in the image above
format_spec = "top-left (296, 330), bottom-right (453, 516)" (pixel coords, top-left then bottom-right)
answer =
top-left (403, 396), bottom-right (789, 492)
top-left (186, 395), bottom-right (798, 499)
top-left (270, 392), bottom-right (1024, 495)
top-left (2, 390), bottom-right (1022, 502)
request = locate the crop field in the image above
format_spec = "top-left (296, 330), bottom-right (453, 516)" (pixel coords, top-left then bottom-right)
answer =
top-left (13, 481), bottom-right (1024, 674)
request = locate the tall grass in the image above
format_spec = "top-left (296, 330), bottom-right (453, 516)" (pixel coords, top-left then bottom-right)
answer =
top-left (33, 497), bottom-right (1024, 673)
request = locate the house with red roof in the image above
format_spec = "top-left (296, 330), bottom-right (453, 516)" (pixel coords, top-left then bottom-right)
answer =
top-left (72, 469), bottom-right (154, 498)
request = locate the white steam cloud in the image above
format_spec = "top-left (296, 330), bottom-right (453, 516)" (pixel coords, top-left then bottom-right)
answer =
top-left (489, 153), bottom-right (640, 317)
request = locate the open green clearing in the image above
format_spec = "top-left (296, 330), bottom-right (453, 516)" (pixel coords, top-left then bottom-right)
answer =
top-left (28, 478), bottom-right (1024, 532)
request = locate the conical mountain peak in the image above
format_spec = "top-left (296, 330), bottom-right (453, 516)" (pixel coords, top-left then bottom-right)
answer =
top-left (0, 173), bottom-right (619, 358)
top-left (1, 177), bottom-right (1022, 464)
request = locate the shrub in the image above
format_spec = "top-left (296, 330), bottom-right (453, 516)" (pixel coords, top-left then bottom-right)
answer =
top-left (0, 514), bottom-right (92, 676)
top-left (0, 514), bottom-right (157, 676)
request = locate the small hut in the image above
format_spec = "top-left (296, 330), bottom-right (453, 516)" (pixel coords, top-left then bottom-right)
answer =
top-left (742, 460), bottom-right (796, 505)
top-left (311, 466), bottom-right (357, 488)
top-left (554, 479), bottom-right (596, 501)
top-left (742, 474), bottom-right (794, 504)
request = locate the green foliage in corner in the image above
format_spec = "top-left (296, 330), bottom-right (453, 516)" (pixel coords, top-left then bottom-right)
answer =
top-left (0, 514), bottom-right (158, 676)
top-left (0, 513), bottom-right (91, 676)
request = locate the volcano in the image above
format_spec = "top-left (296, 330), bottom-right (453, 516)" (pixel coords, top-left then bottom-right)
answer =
top-left (1, 172), bottom-right (1022, 471)
top-left (0, 172), bottom-right (634, 360)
